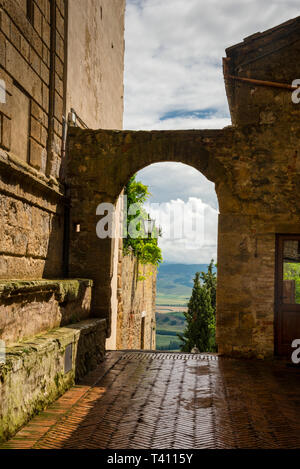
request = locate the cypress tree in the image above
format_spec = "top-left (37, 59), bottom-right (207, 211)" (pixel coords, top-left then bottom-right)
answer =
top-left (200, 260), bottom-right (216, 312)
top-left (178, 264), bottom-right (216, 353)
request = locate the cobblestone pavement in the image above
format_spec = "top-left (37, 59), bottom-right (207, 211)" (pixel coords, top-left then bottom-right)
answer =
top-left (2, 351), bottom-right (300, 449)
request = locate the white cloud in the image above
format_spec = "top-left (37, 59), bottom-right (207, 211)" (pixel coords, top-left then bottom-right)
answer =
top-left (124, 0), bottom-right (299, 130)
top-left (125, 0), bottom-right (299, 262)
top-left (144, 196), bottom-right (218, 264)
top-left (136, 116), bottom-right (231, 131)
top-left (138, 162), bottom-right (218, 209)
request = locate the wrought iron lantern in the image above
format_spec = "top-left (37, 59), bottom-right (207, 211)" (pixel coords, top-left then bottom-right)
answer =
top-left (143, 215), bottom-right (155, 238)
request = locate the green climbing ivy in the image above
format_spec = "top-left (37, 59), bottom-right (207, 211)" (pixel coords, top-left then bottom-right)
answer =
top-left (123, 175), bottom-right (163, 267)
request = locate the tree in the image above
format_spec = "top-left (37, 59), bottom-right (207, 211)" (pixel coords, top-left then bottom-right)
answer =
top-left (177, 262), bottom-right (217, 353)
top-left (200, 260), bottom-right (216, 312)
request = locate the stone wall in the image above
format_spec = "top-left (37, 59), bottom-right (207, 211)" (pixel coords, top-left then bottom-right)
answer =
top-left (0, 0), bottom-right (66, 278)
top-left (0, 318), bottom-right (106, 442)
top-left (216, 16), bottom-right (300, 358)
top-left (116, 253), bottom-right (156, 350)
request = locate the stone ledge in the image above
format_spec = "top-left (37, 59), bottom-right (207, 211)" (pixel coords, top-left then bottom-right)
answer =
top-left (0, 278), bottom-right (93, 300)
top-left (2, 318), bottom-right (106, 363)
top-left (0, 279), bottom-right (94, 345)
top-left (0, 148), bottom-right (65, 200)
top-left (0, 318), bottom-right (106, 443)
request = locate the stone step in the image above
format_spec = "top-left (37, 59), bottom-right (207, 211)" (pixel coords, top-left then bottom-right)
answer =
top-left (0, 278), bottom-right (94, 346)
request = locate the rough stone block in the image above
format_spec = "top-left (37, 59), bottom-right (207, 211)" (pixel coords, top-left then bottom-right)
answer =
top-left (42, 16), bottom-right (50, 45)
top-left (56, 30), bottom-right (64, 61)
top-left (1, 114), bottom-right (11, 150)
top-left (20, 35), bottom-right (29, 61)
top-left (0, 31), bottom-right (6, 67)
top-left (54, 91), bottom-right (63, 120)
top-left (33, 3), bottom-right (42, 36)
top-left (6, 41), bottom-right (43, 105)
top-left (10, 83), bottom-right (30, 162)
top-left (0, 9), bottom-right (10, 38)
top-left (2, 0), bottom-right (43, 58)
top-left (10, 22), bottom-right (20, 49)
top-left (42, 81), bottom-right (49, 113)
top-left (29, 137), bottom-right (43, 170)
top-left (29, 47), bottom-right (41, 74)
top-left (56, 7), bottom-right (64, 38)
top-left (40, 124), bottom-right (48, 147)
top-left (40, 60), bottom-right (49, 84)
top-left (30, 115), bottom-right (41, 142)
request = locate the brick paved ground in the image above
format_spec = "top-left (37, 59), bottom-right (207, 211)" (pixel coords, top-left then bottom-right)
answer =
top-left (2, 351), bottom-right (300, 449)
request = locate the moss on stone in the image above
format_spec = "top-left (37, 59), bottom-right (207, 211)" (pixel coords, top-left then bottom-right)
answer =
top-left (57, 280), bottom-right (81, 302)
top-left (0, 318), bottom-right (105, 443)
top-left (0, 279), bottom-right (93, 301)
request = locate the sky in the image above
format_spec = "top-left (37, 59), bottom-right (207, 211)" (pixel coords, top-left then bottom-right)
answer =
top-left (123, 0), bottom-right (299, 263)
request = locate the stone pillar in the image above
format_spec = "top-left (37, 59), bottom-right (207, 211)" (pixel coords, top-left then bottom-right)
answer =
top-left (106, 195), bottom-right (123, 349)
top-left (68, 178), bottom-right (114, 330)
top-left (217, 213), bottom-right (275, 358)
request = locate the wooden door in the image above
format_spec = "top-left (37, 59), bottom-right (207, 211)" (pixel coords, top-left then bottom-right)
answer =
top-left (276, 235), bottom-right (300, 356)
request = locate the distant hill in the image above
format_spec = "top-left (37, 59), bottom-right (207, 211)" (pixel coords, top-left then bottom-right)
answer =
top-left (156, 263), bottom-right (212, 305)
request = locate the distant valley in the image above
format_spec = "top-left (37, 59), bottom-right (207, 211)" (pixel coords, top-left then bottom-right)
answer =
top-left (156, 263), bottom-right (210, 306)
top-left (155, 263), bottom-right (210, 350)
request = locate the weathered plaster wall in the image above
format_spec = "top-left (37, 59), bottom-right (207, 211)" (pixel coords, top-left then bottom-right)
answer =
top-left (0, 318), bottom-right (106, 443)
top-left (116, 253), bottom-right (156, 351)
top-left (106, 194), bottom-right (123, 350)
top-left (66, 0), bottom-right (125, 129)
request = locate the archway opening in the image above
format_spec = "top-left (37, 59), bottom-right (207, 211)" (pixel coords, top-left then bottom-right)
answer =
top-left (116, 162), bottom-right (219, 353)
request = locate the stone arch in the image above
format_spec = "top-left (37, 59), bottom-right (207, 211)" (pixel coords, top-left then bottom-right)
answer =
top-left (67, 127), bottom-right (235, 204)
top-left (66, 128), bottom-right (231, 300)
top-left (66, 120), bottom-right (299, 358)
top-left (66, 126), bottom-right (238, 352)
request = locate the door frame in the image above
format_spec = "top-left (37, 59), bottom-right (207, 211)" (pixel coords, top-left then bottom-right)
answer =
top-left (275, 234), bottom-right (300, 356)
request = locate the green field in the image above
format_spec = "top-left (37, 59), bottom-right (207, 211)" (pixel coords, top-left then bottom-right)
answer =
top-left (156, 334), bottom-right (181, 350)
top-left (156, 263), bottom-right (210, 306)
top-left (156, 293), bottom-right (189, 306)
top-left (156, 310), bottom-right (186, 350)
